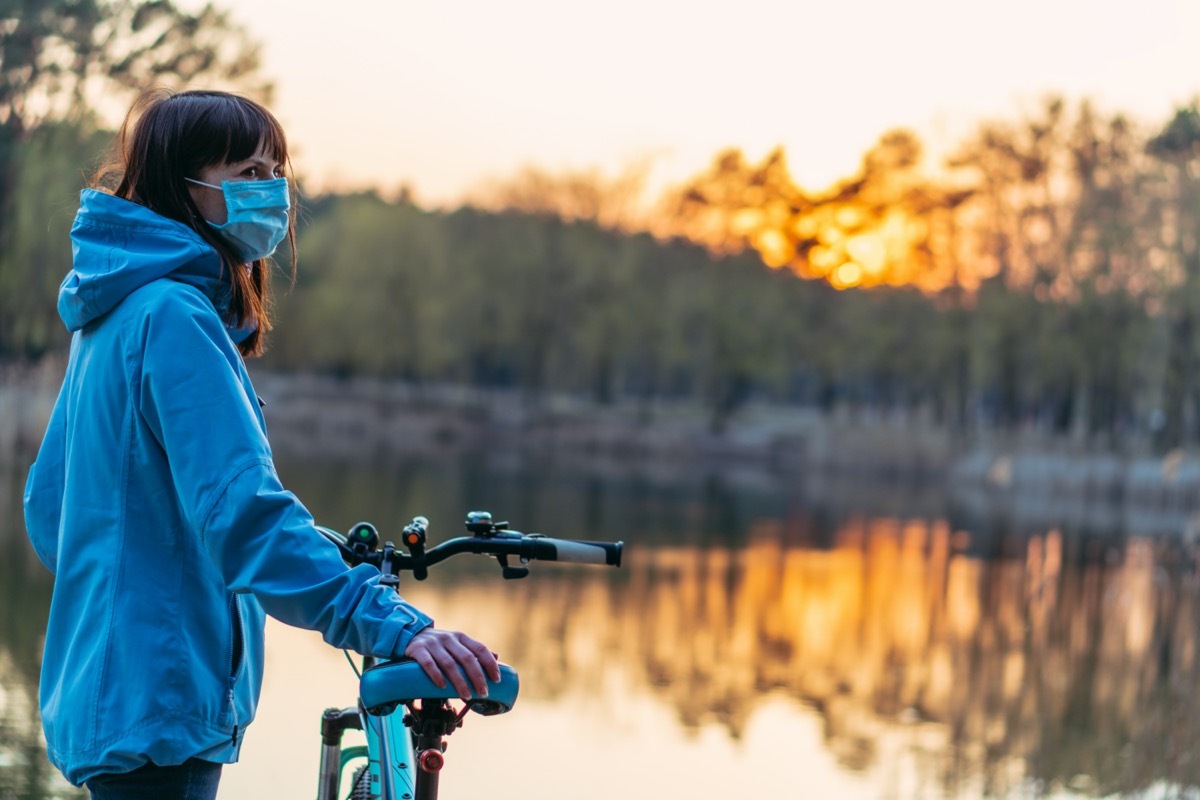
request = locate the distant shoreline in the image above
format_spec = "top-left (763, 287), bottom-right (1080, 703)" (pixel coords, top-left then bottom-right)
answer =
top-left (5, 364), bottom-right (1200, 536)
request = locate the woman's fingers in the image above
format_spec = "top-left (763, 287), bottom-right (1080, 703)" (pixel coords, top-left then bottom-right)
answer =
top-left (465, 637), bottom-right (502, 682)
top-left (442, 637), bottom-right (489, 697)
top-left (404, 628), bottom-right (500, 699)
top-left (403, 638), bottom-right (447, 688)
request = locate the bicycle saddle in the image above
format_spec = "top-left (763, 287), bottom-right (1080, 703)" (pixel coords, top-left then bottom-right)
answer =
top-left (360, 659), bottom-right (520, 717)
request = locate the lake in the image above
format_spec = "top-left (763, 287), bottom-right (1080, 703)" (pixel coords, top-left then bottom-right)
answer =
top-left (3, 448), bottom-right (1200, 799)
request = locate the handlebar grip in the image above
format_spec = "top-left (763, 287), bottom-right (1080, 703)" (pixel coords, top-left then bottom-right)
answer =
top-left (531, 537), bottom-right (622, 567)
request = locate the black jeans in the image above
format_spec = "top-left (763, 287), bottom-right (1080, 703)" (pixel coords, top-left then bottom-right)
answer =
top-left (86, 758), bottom-right (222, 800)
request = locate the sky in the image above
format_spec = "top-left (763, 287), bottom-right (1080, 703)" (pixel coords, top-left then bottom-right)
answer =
top-left (221, 0), bottom-right (1200, 207)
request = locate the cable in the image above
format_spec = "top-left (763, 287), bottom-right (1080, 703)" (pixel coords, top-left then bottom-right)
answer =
top-left (343, 649), bottom-right (362, 679)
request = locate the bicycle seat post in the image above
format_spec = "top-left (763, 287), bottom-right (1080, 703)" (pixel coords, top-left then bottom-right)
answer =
top-left (405, 700), bottom-right (463, 800)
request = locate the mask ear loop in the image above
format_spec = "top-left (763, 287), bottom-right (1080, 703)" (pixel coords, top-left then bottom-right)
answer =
top-left (185, 177), bottom-right (224, 191)
top-left (184, 177), bottom-right (233, 228)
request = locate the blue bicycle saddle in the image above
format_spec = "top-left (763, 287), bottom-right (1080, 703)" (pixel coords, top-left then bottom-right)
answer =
top-left (360, 660), bottom-right (519, 717)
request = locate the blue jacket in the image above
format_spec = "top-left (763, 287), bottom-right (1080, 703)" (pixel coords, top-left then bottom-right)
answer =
top-left (23, 190), bottom-right (433, 787)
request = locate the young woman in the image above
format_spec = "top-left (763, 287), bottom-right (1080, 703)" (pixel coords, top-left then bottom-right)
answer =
top-left (22, 88), bottom-right (498, 800)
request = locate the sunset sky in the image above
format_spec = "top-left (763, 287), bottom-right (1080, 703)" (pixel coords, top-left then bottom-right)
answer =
top-left (223, 0), bottom-right (1200, 206)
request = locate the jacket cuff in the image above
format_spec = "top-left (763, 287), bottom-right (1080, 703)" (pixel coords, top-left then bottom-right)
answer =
top-left (376, 603), bottom-right (435, 659)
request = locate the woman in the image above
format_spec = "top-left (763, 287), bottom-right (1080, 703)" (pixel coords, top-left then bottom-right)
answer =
top-left (23, 88), bottom-right (498, 799)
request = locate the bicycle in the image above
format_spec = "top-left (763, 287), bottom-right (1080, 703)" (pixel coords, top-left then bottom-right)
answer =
top-left (312, 511), bottom-right (623, 800)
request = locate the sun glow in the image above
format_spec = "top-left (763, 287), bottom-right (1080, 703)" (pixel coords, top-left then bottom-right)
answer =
top-left (845, 233), bottom-right (886, 275)
top-left (798, 219), bottom-right (914, 289)
top-left (809, 245), bottom-right (839, 273)
top-left (831, 261), bottom-right (864, 289)
top-left (754, 229), bottom-right (792, 268)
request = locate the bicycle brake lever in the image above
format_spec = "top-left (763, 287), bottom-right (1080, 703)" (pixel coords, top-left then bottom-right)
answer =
top-left (496, 554), bottom-right (529, 580)
top-left (378, 543), bottom-right (399, 587)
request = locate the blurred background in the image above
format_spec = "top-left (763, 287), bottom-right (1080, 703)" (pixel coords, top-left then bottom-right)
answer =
top-left (4, 1), bottom-right (1200, 798)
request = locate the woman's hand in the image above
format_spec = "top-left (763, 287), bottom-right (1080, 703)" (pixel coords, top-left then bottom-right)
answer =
top-left (404, 628), bottom-right (501, 700)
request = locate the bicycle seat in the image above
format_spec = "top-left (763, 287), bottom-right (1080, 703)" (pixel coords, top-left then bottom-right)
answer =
top-left (360, 659), bottom-right (520, 717)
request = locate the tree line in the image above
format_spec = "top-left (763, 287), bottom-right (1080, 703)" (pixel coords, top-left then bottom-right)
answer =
top-left (3, 2), bottom-right (1200, 450)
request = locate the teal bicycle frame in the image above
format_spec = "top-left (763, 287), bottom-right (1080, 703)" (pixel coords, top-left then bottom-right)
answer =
top-left (313, 512), bottom-right (622, 800)
top-left (317, 658), bottom-right (521, 800)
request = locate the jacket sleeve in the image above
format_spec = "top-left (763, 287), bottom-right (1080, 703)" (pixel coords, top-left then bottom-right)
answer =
top-left (136, 288), bottom-right (432, 657)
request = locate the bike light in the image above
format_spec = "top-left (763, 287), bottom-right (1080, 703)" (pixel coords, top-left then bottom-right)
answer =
top-left (349, 522), bottom-right (378, 551)
top-left (403, 517), bottom-right (429, 544)
top-left (418, 750), bottom-right (444, 772)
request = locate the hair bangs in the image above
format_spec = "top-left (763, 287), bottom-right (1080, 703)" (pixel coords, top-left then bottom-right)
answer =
top-left (209, 95), bottom-right (289, 168)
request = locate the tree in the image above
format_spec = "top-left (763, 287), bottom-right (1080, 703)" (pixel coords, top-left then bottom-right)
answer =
top-left (0, 0), bottom-right (269, 359)
top-left (265, 192), bottom-right (453, 382)
top-left (0, 122), bottom-right (109, 357)
top-left (664, 146), bottom-right (809, 268)
top-left (1, 0), bottom-right (267, 134)
top-left (1147, 103), bottom-right (1200, 447)
top-left (471, 161), bottom-right (651, 232)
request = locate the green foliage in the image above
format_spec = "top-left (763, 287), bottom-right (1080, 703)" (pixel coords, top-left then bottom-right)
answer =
top-left (257, 197), bottom-right (834, 428)
top-left (0, 122), bottom-right (107, 358)
top-left (269, 193), bottom-right (453, 380)
top-left (1147, 104), bottom-right (1200, 163)
top-left (0, 0), bottom-right (267, 133)
top-left (9, 81), bottom-right (1200, 447)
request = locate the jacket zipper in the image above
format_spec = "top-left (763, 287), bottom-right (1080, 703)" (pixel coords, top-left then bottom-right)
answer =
top-left (228, 593), bottom-right (244, 747)
top-left (229, 690), bottom-right (239, 747)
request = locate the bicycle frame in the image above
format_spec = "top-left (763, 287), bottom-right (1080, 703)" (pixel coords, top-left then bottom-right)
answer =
top-left (316, 695), bottom-right (417, 800)
top-left (317, 657), bottom-right (522, 800)
top-left (313, 512), bottom-right (620, 800)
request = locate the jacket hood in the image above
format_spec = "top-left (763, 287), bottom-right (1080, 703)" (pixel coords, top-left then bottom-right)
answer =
top-left (59, 189), bottom-right (226, 332)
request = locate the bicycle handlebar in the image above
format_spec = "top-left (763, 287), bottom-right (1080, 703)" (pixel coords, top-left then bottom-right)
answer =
top-left (526, 537), bottom-right (622, 566)
top-left (317, 512), bottom-right (623, 580)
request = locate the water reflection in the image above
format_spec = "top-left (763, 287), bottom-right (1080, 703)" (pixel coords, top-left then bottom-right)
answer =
top-left (0, 460), bottom-right (83, 800)
top-left (392, 520), bottom-right (1200, 798)
top-left (3, 451), bottom-right (1200, 798)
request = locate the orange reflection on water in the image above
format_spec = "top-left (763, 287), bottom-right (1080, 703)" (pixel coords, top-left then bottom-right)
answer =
top-left (10, 500), bottom-right (1200, 799)
top-left (392, 517), bottom-right (1200, 797)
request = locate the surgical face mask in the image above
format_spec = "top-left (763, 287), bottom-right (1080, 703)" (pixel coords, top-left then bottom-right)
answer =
top-left (186, 177), bottom-right (290, 262)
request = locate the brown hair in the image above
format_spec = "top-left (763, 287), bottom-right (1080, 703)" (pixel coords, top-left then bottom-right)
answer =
top-left (94, 88), bottom-right (297, 357)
